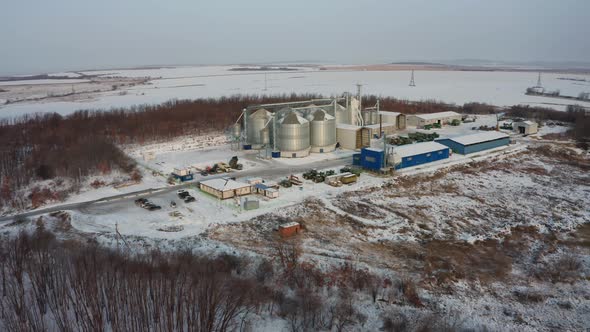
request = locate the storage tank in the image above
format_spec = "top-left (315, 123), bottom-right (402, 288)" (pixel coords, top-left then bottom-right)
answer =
top-left (371, 111), bottom-right (379, 125)
top-left (260, 127), bottom-right (270, 145)
top-left (232, 123), bottom-right (241, 139)
top-left (310, 109), bottom-right (336, 153)
top-left (362, 111), bottom-right (371, 125)
top-left (247, 108), bottom-right (271, 148)
top-left (278, 111), bottom-right (310, 158)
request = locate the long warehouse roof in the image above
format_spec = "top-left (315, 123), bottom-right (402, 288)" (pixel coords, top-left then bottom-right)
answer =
top-left (445, 131), bottom-right (509, 146)
top-left (412, 111), bottom-right (461, 120)
top-left (391, 141), bottom-right (449, 158)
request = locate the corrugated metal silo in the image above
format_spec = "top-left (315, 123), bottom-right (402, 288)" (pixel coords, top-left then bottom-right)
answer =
top-left (278, 111), bottom-right (310, 158)
top-left (247, 108), bottom-right (271, 147)
top-left (362, 111), bottom-right (371, 125)
top-left (371, 111), bottom-right (379, 125)
top-left (310, 109), bottom-right (336, 153)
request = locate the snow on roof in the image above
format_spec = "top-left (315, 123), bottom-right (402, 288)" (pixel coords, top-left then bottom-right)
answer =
top-left (364, 147), bottom-right (384, 152)
top-left (312, 109), bottom-right (335, 121)
top-left (279, 222), bottom-right (300, 229)
top-left (378, 111), bottom-right (401, 117)
top-left (391, 141), bottom-right (449, 158)
top-left (412, 111), bottom-right (461, 120)
top-left (200, 178), bottom-right (251, 191)
top-left (251, 108), bottom-right (271, 118)
top-left (446, 131), bottom-right (509, 146)
top-left (336, 123), bottom-right (361, 130)
top-left (281, 112), bottom-right (309, 125)
top-left (515, 120), bottom-right (535, 126)
top-left (364, 123), bottom-right (396, 129)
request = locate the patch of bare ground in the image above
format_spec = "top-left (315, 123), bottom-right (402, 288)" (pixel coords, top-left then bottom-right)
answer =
top-left (559, 223), bottom-right (590, 249)
top-left (529, 145), bottom-right (590, 171)
top-left (332, 198), bottom-right (385, 220)
top-left (209, 198), bottom-right (385, 255)
top-left (353, 226), bottom-right (560, 288)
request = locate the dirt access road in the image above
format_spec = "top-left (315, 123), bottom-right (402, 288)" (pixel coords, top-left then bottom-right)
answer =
top-left (0, 155), bottom-right (351, 223)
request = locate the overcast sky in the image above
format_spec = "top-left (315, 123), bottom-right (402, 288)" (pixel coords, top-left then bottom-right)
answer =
top-left (1, 0), bottom-right (589, 75)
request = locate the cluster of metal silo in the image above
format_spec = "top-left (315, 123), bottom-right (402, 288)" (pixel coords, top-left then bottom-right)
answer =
top-left (245, 105), bottom-right (339, 157)
top-left (246, 108), bottom-right (272, 148)
top-left (310, 109), bottom-right (336, 153)
top-left (278, 111), bottom-right (310, 157)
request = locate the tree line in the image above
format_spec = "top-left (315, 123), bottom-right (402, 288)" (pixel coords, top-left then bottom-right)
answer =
top-left (0, 226), bottom-right (469, 332)
top-left (1, 94), bottom-right (587, 210)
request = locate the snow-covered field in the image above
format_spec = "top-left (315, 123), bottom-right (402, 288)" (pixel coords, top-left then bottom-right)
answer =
top-left (1, 123), bottom-right (588, 330)
top-left (1, 65), bottom-right (589, 118)
top-left (208, 145), bottom-right (590, 331)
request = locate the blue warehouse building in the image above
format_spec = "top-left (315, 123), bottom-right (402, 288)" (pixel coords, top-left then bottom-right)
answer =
top-left (436, 131), bottom-right (510, 155)
top-left (391, 142), bottom-right (450, 169)
top-left (360, 148), bottom-right (385, 171)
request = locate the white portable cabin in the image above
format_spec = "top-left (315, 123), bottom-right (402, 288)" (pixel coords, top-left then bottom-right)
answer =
top-left (513, 121), bottom-right (538, 135)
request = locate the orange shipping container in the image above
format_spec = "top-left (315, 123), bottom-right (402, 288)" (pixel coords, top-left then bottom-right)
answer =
top-left (278, 222), bottom-right (301, 238)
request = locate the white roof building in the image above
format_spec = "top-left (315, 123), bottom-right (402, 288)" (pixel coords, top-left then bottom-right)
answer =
top-left (446, 131), bottom-right (509, 145)
top-left (390, 141), bottom-right (449, 158)
top-left (411, 111), bottom-right (461, 120)
top-left (407, 111), bottom-right (462, 128)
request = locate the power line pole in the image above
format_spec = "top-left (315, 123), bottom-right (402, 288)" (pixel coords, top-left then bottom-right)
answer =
top-left (409, 70), bottom-right (416, 87)
top-left (356, 83), bottom-right (362, 111)
top-left (535, 72), bottom-right (542, 88)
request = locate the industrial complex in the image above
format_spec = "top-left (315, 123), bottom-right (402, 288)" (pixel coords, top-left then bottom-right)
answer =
top-left (225, 89), bottom-right (522, 175)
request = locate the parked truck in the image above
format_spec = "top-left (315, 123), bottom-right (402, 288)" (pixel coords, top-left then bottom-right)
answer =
top-left (229, 156), bottom-right (243, 170)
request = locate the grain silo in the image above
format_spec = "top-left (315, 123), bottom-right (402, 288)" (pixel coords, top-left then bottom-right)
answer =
top-left (362, 111), bottom-right (371, 125)
top-left (370, 110), bottom-right (379, 125)
top-left (310, 109), bottom-right (336, 153)
top-left (278, 111), bottom-right (310, 158)
top-left (247, 108), bottom-right (271, 148)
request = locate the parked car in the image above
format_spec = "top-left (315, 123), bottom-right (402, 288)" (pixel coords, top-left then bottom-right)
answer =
top-left (149, 205), bottom-right (162, 211)
top-left (200, 171), bottom-right (209, 176)
top-left (170, 201), bottom-right (177, 208)
top-left (144, 204), bottom-right (161, 211)
top-left (177, 190), bottom-right (189, 199)
top-left (184, 196), bottom-right (196, 203)
top-left (134, 198), bottom-right (148, 206)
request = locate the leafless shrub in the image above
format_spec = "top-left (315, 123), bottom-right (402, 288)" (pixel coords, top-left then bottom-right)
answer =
top-left (255, 259), bottom-right (274, 283)
top-left (381, 312), bottom-right (410, 332)
top-left (536, 253), bottom-right (583, 283)
top-left (397, 278), bottom-right (423, 307)
top-left (513, 289), bottom-right (547, 303)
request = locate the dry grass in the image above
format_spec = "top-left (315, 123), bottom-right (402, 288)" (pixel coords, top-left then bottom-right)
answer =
top-left (332, 198), bottom-right (385, 220)
top-left (530, 145), bottom-right (590, 171)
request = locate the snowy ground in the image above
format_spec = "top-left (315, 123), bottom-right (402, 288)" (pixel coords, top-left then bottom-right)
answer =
top-left (1, 131), bottom-right (588, 330)
top-left (1, 65), bottom-right (590, 118)
top-left (208, 145), bottom-right (590, 331)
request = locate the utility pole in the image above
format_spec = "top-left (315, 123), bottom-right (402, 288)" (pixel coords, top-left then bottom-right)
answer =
top-left (409, 70), bottom-right (416, 87)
